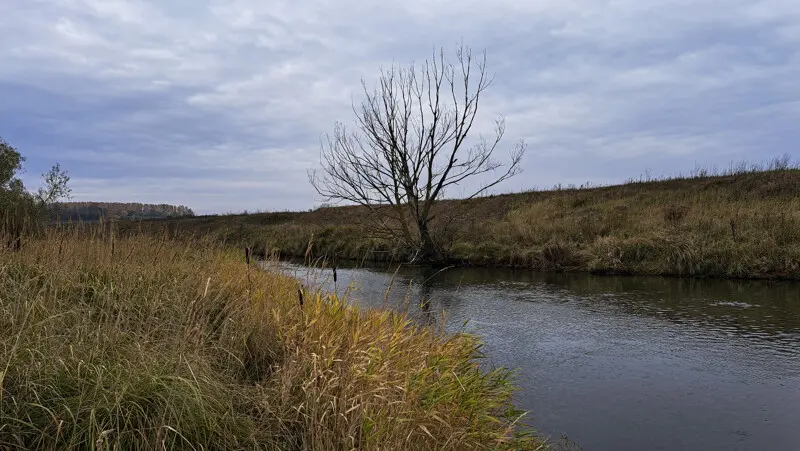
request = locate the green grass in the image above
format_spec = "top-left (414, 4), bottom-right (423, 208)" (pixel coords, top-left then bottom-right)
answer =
top-left (0, 228), bottom-right (546, 450)
top-left (123, 167), bottom-right (800, 280)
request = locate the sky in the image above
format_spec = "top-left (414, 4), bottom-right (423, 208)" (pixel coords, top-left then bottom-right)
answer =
top-left (1, 0), bottom-right (799, 215)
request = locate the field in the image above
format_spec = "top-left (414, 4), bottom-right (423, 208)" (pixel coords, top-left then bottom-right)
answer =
top-left (122, 168), bottom-right (800, 280)
top-left (0, 228), bottom-right (545, 450)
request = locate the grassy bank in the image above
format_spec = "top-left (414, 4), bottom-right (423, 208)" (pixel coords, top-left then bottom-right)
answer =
top-left (0, 229), bottom-right (545, 450)
top-left (122, 168), bottom-right (800, 280)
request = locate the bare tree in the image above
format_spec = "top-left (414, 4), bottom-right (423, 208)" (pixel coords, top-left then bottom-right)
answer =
top-left (309, 45), bottom-right (526, 263)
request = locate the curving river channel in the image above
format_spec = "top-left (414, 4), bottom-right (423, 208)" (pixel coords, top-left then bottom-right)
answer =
top-left (273, 260), bottom-right (800, 451)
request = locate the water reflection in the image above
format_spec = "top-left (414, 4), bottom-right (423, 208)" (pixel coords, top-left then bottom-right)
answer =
top-left (296, 261), bottom-right (800, 348)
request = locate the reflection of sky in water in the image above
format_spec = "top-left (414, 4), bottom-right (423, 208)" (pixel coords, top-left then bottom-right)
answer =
top-left (272, 260), bottom-right (800, 451)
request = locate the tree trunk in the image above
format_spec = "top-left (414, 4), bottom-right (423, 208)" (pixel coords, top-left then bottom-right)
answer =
top-left (415, 220), bottom-right (442, 263)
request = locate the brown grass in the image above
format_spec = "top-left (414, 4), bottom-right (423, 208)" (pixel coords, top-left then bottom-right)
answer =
top-left (119, 168), bottom-right (800, 280)
top-left (0, 228), bottom-right (545, 450)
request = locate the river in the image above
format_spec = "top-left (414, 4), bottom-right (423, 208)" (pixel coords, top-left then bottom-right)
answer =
top-left (272, 259), bottom-right (800, 451)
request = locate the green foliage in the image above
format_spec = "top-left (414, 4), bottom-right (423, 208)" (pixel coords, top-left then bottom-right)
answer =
top-left (0, 137), bottom-right (25, 191)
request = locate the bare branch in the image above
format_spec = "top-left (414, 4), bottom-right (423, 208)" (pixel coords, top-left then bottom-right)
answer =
top-left (309, 44), bottom-right (526, 262)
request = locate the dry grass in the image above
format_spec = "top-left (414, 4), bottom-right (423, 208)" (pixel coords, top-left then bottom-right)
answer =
top-left (122, 168), bottom-right (800, 280)
top-left (463, 169), bottom-right (800, 278)
top-left (0, 227), bottom-right (544, 450)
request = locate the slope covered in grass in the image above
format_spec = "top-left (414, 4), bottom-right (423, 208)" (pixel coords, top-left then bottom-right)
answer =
top-left (0, 230), bottom-right (544, 450)
top-left (122, 168), bottom-right (800, 280)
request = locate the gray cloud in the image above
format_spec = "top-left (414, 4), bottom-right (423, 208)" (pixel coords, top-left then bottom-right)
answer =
top-left (1, 0), bottom-right (798, 213)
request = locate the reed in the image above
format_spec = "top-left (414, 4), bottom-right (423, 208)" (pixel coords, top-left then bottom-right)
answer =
top-left (0, 227), bottom-right (545, 450)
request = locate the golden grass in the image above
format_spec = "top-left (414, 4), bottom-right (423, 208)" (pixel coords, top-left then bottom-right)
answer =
top-left (0, 228), bottom-right (544, 450)
top-left (462, 170), bottom-right (800, 278)
top-left (124, 168), bottom-right (800, 280)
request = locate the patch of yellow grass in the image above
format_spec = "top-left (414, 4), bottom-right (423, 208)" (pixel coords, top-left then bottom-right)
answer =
top-left (0, 229), bottom-right (544, 450)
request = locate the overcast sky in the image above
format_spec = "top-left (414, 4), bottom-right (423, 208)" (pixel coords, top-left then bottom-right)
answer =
top-left (2, 0), bottom-right (799, 214)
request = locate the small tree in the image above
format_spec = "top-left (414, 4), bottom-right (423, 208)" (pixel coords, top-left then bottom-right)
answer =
top-left (309, 45), bottom-right (526, 263)
top-left (1, 136), bottom-right (71, 246)
top-left (36, 163), bottom-right (71, 207)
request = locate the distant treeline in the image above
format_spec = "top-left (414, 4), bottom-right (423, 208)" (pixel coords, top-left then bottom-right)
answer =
top-left (52, 202), bottom-right (195, 222)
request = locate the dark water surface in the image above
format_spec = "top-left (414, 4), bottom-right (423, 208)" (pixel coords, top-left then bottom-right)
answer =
top-left (272, 260), bottom-right (800, 451)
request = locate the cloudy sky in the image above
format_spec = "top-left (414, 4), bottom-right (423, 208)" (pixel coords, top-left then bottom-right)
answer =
top-left (2, 0), bottom-right (799, 214)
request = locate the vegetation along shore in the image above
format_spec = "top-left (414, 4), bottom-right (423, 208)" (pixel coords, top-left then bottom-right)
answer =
top-left (2, 133), bottom-right (549, 449)
top-left (0, 228), bottom-right (547, 449)
top-left (121, 164), bottom-right (800, 281)
top-left (3, 34), bottom-right (798, 449)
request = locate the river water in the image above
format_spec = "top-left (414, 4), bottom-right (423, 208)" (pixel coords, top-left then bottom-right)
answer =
top-left (273, 260), bottom-right (800, 451)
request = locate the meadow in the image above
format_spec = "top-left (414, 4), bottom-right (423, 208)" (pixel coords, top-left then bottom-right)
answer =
top-left (124, 165), bottom-right (800, 280)
top-left (0, 227), bottom-right (546, 450)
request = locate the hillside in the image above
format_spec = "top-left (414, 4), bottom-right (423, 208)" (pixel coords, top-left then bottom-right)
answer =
top-left (119, 169), bottom-right (800, 280)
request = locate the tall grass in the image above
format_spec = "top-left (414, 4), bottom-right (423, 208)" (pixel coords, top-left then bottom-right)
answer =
top-left (470, 169), bottom-right (800, 278)
top-left (121, 167), bottom-right (800, 280)
top-left (0, 227), bottom-right (544, 450)
top-left (1, 192), bottom-right (44, 250)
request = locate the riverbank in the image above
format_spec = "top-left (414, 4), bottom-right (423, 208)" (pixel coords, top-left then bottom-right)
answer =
top-left (0, 230), bottom-right (545, 450)
top-left (121, 168), bottom-right (800, 280)
top-left (280, 257), bottom-right (800, 450)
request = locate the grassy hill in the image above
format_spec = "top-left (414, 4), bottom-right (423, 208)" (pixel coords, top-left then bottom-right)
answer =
top-left (120, 168), bottom-right (800, 280)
